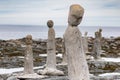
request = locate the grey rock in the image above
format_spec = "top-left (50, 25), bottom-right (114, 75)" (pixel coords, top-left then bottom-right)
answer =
top-left (88, 60), bottom-right (120, 74)
top-left (7, 76), bottom-right (18, 80)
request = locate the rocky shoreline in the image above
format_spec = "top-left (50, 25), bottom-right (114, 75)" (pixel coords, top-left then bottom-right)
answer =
top-left (0, 36), bottom-right (120, 80)
top-left (0, 36), bottom-right (119, 58)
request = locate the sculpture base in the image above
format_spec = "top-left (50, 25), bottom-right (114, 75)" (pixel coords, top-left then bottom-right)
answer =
top-left (17, 73), bottom-right (46, 79)
top-left (37, 68), bottom-right (64, 76)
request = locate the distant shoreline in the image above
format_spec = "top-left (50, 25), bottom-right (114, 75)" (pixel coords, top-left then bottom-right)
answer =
top-left (0, 25), bottom-right (119, 40)
top-left (0, 36), bottom-right (119, 41)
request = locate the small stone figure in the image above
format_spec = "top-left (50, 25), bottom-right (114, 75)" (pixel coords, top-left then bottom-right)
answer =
top-left (83, 32), bottom-right (89, 53)
top-left (98, 28), bottom-right (102, 40)
top-left (24, 35), bottom-right (34, 74)
top-left (17, 35), bottom-right (45, 79)
top-left (93, 31), bottom-right (101, 59)
top-left (64, 4), bottom-right (90, 80)
top-left (98, 28), bottom-right (103, 47)
top-left (37, 20), bottom-right (64, 76)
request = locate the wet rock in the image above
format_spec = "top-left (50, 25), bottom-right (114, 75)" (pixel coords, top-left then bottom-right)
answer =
top-left (88, 60), bottom-right (120, 75)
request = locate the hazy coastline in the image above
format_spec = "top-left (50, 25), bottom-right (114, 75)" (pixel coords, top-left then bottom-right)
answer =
top-left (0, 25), bottom-right (119, 40)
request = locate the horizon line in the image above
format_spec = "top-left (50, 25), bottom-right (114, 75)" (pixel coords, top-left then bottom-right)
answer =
top-left (0, 24), bottom-right (119, 27)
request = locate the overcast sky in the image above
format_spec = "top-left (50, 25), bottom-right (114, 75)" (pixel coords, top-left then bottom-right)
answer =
top-left (0, 0), bottom-right (120, 26)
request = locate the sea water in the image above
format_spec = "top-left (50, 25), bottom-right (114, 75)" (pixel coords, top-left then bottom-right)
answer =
top-left (0, 25), bottom-right (119, 40)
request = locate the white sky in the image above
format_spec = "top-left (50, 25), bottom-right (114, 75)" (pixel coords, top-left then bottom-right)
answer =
top-left (0, 0), bottom-right (120, 26)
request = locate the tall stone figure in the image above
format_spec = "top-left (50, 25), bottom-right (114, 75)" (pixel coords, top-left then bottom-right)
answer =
top-left (93, 31), bottom-right (101, 59)
top-left (46, 20), bottom-right (56, 70)
top-left (83, 32), bottom-right (89, 53)
top-left (64, 4), bottom-right (90, 80)
top-left (38, 20), bottom-right (64, 75)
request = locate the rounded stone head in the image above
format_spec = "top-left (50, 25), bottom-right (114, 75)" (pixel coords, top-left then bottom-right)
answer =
top-left (99, 28), bottom-right (102, 32)
top-left (68, 4), bottom-right (84, 26)
top-left (47, 20), bottom-right (54, 28)
top-left (26, 35), bottom-right (32, 45)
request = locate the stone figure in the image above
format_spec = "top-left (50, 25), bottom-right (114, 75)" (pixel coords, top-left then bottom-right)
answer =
top-left (17, 35), bottom-right (45, 79)
top-left (37, 20), bottom-right (64, 75)
top-left (46, 20), bottom-right (56, 69)
top-left (98, 28), bottom-right (102, 47)
top-left (24, 35), bottom-right (34, 74)
top-left (64, 4), bottom-right (90, 80)
top-left (98, 28), bottom-right (102, 40)
top-left (93, 31), bottom-right (101, 59)
top-left (83, 32), bottom-right (89, 53)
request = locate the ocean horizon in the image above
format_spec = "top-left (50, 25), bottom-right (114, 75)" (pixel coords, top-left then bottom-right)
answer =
top-left (0, 25), bottom-right (119, 40)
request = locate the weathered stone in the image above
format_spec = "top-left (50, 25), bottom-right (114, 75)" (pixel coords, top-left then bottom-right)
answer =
top-left (47, 20), bottom-right (54, 28)
top-left (98, 28), bottom-right (102, 53)
top-left (17, 73), bottom-right (45, 80)
top-left (98, 28), bottom-right (102, 39)
top-left (37, 20), bottom-right (64, 76)
top-left (83, 32), bottom-right (89, 53)
top-left (88, 60), bottom-right (120, 74)
top-left (17, 35), bottom-right (45, 79)
top-left (92, 31), bottom-right (101, 59)
top-left (7, 76), bottom-right (18, 80)
top-left (64, 4), bottom-right (90, 80)
top-left (59, 37), bottom-right (67, 65)
top-left (24, 35), bottom-right (34, 74)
